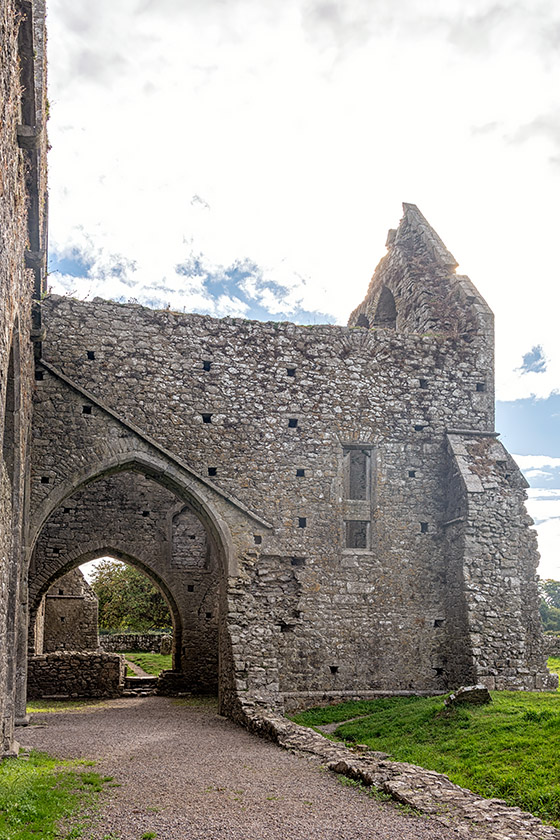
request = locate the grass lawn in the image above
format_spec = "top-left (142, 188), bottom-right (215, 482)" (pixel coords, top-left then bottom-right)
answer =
top-left (26, 699), bottom-right (107, 714)
top-left (548, 656), bottom-right (560, 681)
top-left (291, 688), bottom-right (560, 827)
top-left (122, 651), bottom-right (172, 675)
top-left (0, 751), bottom-right (113, 839)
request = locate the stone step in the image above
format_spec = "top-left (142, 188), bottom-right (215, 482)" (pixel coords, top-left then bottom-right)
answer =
top-left (124, 675), bottom-right (158, 691)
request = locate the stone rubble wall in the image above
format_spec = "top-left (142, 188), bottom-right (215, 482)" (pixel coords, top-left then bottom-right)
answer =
top-left (447, 434), bottom-right (556, 691)
top-left (237, 701), bottom-right (560, 840)
top-left (28, 203), bottom-right (551, 712)
top-left (27, 651), bottom-right (124, 699)
top-left (34, 293), bottom-right (497, 708)
top-left (0, 0), bottom-right (47, 754)
top-left (543, 636), bottom-right (560, 657)
top-left (100, 632), bottom-right (172, 654)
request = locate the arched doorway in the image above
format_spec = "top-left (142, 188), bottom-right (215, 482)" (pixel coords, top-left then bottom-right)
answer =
top-left (28, 467), bottom-right (227, 699)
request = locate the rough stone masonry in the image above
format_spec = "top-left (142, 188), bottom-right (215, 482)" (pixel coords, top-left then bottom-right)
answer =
top-left (0, 0), bottom-right (556, 757)
top-left (27, 202), bottom-right (556, 716)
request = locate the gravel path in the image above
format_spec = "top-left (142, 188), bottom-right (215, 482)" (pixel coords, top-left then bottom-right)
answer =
top-left (20, 696), bottom-right (461, 840)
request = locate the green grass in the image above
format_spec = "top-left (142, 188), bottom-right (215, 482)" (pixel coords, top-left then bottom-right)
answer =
top-left (548, 656), bottom-right (560, 683)
top-left (26, 699), bottom-right (107, 714)
top-left (122, 652), bottom-right (172, 675)
top-left (0, 751), bottom-right (112, 839)
top-left (291, 691), bottom-right (560, 826)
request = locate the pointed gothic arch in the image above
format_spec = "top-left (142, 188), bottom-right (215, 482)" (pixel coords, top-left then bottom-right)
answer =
top-left (372, 286), bottom-right (397, 329)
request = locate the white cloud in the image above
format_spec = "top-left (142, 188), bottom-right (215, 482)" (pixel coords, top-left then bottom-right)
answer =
top-left (515, 455), bottom-right (560, 471)
top-left (45, 0), bottom-right (560, 372)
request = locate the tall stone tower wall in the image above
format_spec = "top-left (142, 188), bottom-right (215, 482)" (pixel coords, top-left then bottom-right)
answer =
top-left (0, 0), bottom-right (47, 753)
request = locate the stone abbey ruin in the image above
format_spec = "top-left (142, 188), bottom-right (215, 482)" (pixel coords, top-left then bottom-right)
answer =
top-left (0, 0), bottom-right (556, 758)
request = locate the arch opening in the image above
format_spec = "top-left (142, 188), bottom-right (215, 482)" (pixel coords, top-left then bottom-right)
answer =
top-left (28, 468), bottom-right (225, 699)
top-left (372, 286), bottom-right (397, 329)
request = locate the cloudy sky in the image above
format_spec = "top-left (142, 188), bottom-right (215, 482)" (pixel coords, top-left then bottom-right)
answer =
top-left (45, 0), bottom-right (559, 577)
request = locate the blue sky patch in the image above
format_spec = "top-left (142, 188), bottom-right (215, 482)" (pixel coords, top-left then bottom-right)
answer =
top-left (519, 344), bottom-right (546, 374)
top-left (176, 257), bottom-right (334, 325)
top-left (48, 250), bottom-right (93, 278)
top-left (496, 393), bottom-right (560, 458)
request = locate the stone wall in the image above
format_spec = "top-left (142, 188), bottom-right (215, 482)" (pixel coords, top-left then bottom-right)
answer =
top-left (41, 569), bottom-right (98, 652)
top-left (27, 651), bottom-right (124, 699)
top-left (27, 204), bottom-right (554, 713)
top-left (0, 0), bottom-right (47, 753)
top-left (100, 633), bottom-right (172, 654)
top-left (543, 635), bottom-right (560, 657)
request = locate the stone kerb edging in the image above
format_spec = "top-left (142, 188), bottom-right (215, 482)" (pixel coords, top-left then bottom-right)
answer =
top-left (237, 701), bottom-right (560, 840)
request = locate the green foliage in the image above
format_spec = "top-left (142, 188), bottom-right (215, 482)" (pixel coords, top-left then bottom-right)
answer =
top-left (90, 559), bottom-right (172, 632)
top-left (0, 751), bottom-right (111, 839)
top-left (539, 601), bottom-right (560, 632)
top-left (541, 579), bottom-right (560, 609)
top-left (292, 691), bottom-right (560, 827)
top-left (539, 579), bottom-right (560, 632)
top-left (123, 652), bottom-right (172, 675)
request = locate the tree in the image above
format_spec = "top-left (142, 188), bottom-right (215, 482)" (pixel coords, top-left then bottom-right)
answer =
top-left (89, 559), bottom-right (172, 632)
top-left (539, 579), bottom-right (560, 633)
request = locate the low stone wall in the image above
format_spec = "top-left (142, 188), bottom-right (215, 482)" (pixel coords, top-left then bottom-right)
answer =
top-left (27, 652), bottom-right (124, 699)
top-left (99, 633), bottom-right (172, 654)
top-left (236, 699), bottom-right (560, 840)
top-left (543, 635), bottom-right (560, 657)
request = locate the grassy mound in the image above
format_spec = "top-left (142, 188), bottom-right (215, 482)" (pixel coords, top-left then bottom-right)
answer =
top-left (292, 690), bottom-right (560, 826)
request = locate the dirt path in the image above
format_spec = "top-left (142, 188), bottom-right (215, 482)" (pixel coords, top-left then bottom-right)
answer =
top-left (20, 696), bottom-right (461, 840)
top-left (123, 657), bottom-right (150, 677)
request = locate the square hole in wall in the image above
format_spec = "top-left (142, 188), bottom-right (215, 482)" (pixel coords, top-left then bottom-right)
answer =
top-left (208, 467), bottom-right (217, 477)
top-left (58, 589), bottom-right (64, 595)
top-left (408, 470), bottom-right (416, 478)
top-left (60, 616), bottom-right (65, 623)
top-left (205, 612), bottom-right (212, 619)
top-left (82, 405), bottom-right (92, 415)
top-left (254, 535), bottom-right (262, 545)
top-left (329, 665), bottom-right (339, 674)
top-left (202, 413), bottom-right (212, 424)
top-left (52, 548), bottom-right (60, 555)
top-left (345, 520), bottom-right (369, 549)
top-left (288, 418), bottom-right (298, 428)
top-left (286, 367), bottom-right (296, 377)
top-left (419, 378), bottom-right (428, 389)
top-left (476, 382), bottom-right (486, 392)
top-left (291, 557), bottom-right (306, 567)
top-left (434, 619), bottom-right (445, 628)
top-left (298, 517), bottom-right (307, 528)
top-left (142, 510), bottom-right (150, 517)
top-left (87, 350), bottom-right (95, 360)
top-left (40, 476), bottom-right (50, 484)
top-left (35, 370), bottom-right (44, 380)
top-left (63, 507), bottom-right (71, 513)
top-left (420, 522), bottom-right (429, 533)
top-left (203, 360), bottom-right (211, 371)
top-left (187, 585), bottom-right (194, 592)
top-left (296, 468), bottom-right (305, 477)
